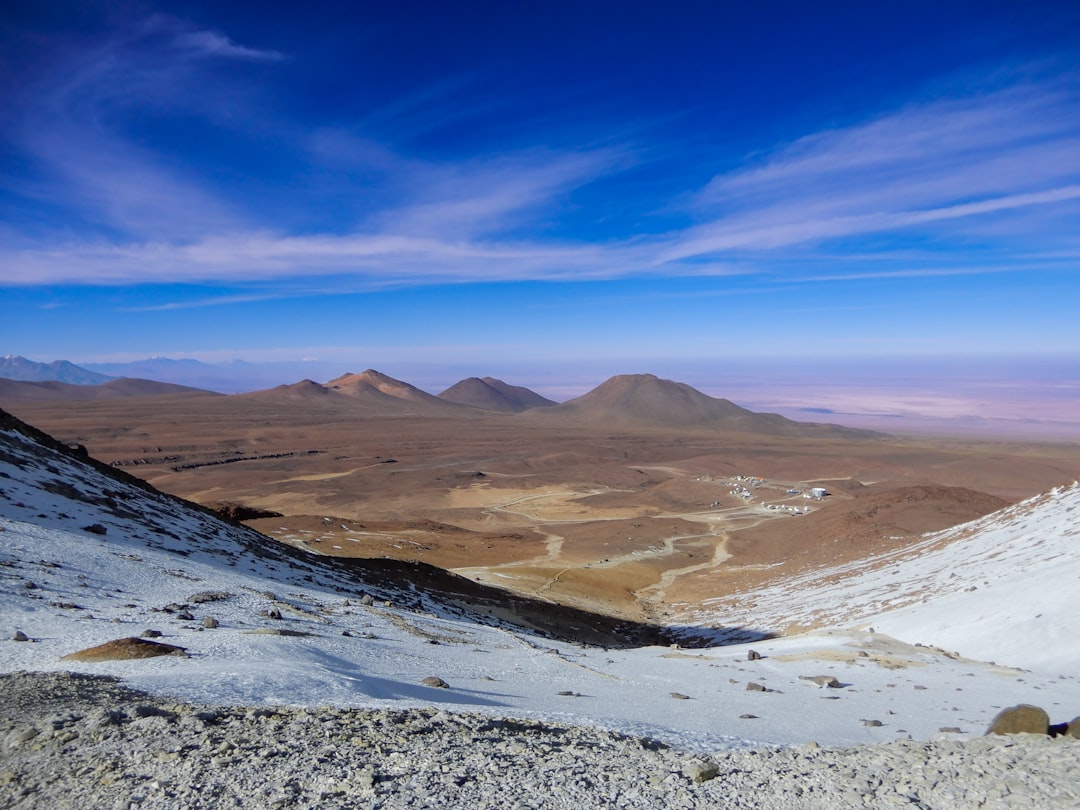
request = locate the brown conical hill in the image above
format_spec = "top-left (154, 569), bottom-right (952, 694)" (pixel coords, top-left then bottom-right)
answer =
top-left (235, 379), bottom-right (349, 402)
top-left (439, 377), bottom-right (556, 412)
top-left (533, 373), bottom-right (881, 437)
top-left (326, 369), bottom-right (475, 414)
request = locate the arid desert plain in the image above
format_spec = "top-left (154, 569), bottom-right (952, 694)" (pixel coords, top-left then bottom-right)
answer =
top-left (5, 369), bottom-right (1080, 634)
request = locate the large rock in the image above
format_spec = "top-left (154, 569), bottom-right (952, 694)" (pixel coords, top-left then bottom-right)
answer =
top-left (986, 704), bottom-right (1050, 735)
top-left (800, 675), bottom-right (842, 689)
top-left (61, 637), bottom-right (187, 661)
top-left (683, 758), bottom-right (719, 783)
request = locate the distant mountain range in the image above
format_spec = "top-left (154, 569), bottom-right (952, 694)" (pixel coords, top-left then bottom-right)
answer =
top-left (240, 370), bottom-right (540, 416)
top-left (0, 355), bottom-right (113, 385)
top-left (0, 365), bottom-right (882, 438)
top-left (81, 357), bottom-right (314, 393)
top-left (0, 377), bottom-right (216, 402)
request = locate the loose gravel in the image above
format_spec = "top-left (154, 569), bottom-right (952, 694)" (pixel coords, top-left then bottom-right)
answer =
top-left (2, 671), bottom-right (1078, 809)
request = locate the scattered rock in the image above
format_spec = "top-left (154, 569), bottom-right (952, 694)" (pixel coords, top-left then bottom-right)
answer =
top-left (359, 594), bottom-right (375, 606)
top-left (739, 714), bottom-right (759, 719)
top-left (939, 727), bottom-right (963, 733)
top-left (670, 692), bottom-right (690, 700)
top-left (557, 690), bottom-right (581, 697)
top-left (82, 524), bottom-right (107, 535)
top-left (987, 704), bottom-right (1049, 736)
top-left (176, 610), bottom-right (194, 621)
top-left (800, 675), bottom-right (842, 689)
top-left (421, 677), bottom-right (449, 689)
top-left (202, 617), bottom-right (219, 629)
top-left (862, 719), bottom-right (884, 727)
top-left (243, 628), bottom-right (314, 637)
top-left (140, 629), bottom-right (163, 638)
top-left (12, 630), bottom-right (29, 642)
top-left (747, 649), bottom-right (762, 661)
top-left (746, 682), bottom-right (769, 692)
top-left (262, 608), bottom-right (283, 620)
top-left (188, 591), bottom-right (231, 604)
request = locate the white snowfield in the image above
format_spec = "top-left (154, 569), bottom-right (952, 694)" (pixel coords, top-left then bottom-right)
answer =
top-left (687, 482), bottom-right (1080, 672)
top-left (2, 421), bottom-right (1079, 751)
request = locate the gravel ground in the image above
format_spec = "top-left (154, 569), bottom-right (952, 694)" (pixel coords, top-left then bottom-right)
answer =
top-left (2, 671), bottom-right (1078, 809)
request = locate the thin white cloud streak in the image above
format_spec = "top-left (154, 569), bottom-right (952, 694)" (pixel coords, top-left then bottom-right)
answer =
top-left (0, 231), bottom-right (665, 286)
top-left (372, 149), bottom-right (630, 239)
top-left (173, 29), bottom-right (286, 62)
top-left (662, 185), bottom-right (1080, 258)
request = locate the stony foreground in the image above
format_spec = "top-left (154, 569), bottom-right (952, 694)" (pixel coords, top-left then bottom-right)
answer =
top-left (2, 672), bottom-right (1078, 809)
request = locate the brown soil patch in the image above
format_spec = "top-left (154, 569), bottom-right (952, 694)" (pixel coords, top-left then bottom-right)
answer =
top-left (62, 637), bottom-right (187, 661)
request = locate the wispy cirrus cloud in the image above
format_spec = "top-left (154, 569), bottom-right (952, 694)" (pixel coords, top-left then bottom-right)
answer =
top-left (173, 28), bottom-right (286, 62)
top-left (659, 78), bottom-right (1080, 264)
top-left (1, 13), bottom-right (280, 241)
top-left (0, 229), bottom-right (660, 287)
top-left (3, 6), bottom-right (1079, 294)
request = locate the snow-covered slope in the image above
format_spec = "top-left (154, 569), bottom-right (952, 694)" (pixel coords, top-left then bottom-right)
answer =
top-left (686, 482), bottom-right (1080, 671)
top-left (3, 410), bottom-right (1079, 749)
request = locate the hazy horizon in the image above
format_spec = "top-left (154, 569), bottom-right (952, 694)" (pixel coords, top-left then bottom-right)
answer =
top-left (7, 350), bottom-right (1078, 439)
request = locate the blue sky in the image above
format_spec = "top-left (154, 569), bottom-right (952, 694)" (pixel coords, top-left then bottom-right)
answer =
top-left (2, 1), bottom-right (1079, 386)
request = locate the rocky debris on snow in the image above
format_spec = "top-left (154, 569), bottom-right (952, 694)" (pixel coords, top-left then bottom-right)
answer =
top-left (3, 672), bottom-right (1080, 810)
top-left (242, 628), bottom-right (314, 637)
top-left (421, 676), bottom-right (450, 689)
top-left (201, 617), bottom-right (219, 629)
top-left (745, 682), bottom-right (774, 692)
top-left (12, 631), bottom-right (29, 642)
top-left (746, 649), bottom-right (762, 661)
top-left (670, 692), bottom-right (690, 700)
top-left (60, 638), bottom-right (187, 662)
top-left (187, 591), bottom-right (231, 604)
top-left (800, 675), bottom-right (842, 688)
